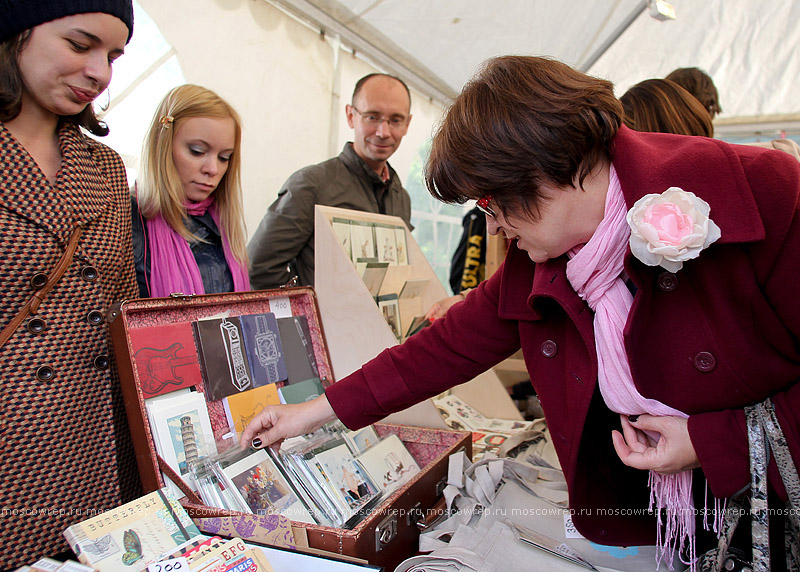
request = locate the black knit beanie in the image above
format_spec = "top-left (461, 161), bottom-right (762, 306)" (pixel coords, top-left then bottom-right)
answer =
top-left (0, 0), bottom-right (134, 44)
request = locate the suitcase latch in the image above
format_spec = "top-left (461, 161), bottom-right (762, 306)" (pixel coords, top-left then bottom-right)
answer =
top-left (406, 502), bottom-right (424, 528)
top-left (375, 513), bottom-right (398, 551)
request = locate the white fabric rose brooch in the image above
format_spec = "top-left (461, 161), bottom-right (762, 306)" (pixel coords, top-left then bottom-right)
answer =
top-left (626, 187), bottom-right (721, 272)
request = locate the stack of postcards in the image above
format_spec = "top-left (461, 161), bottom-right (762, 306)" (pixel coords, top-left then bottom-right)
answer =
top-left (191, 424), bottom-right (422, 530)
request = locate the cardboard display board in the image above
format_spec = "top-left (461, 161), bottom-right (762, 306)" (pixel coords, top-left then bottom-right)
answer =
top-left (314, 205), bottom-right (521, 424)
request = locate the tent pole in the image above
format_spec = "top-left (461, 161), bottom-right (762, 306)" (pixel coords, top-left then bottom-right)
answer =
top-left (267, 0), bottom-right (455, 104)
top-left (579, 0), bottom-right (648, 72)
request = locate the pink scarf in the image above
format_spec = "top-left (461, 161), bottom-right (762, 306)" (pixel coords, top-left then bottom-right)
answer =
top-left (145, 196), bottom-right (250, 297)
top-left (565, 164), bottom-right (694, 570)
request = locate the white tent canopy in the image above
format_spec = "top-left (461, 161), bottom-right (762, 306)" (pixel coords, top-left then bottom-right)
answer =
top-left (272, 0), bottom-right (800, 134)
top-left (104, 0), bottom-right (800, 285)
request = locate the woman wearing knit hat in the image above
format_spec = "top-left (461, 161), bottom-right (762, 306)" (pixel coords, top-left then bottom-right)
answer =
top-left (0, 1), bottom-right (137, 565)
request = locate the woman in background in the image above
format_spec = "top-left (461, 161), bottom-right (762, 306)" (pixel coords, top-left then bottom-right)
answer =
top-left (0, 1), bottom-right (136, 564)
top-left (622, 77), bottom-right (800, 163)
top-left (666, 67), bottom-right (722, 120)
top-left (620, 78), bottom-right (714, 137)
top-left (132, 84), bottom-right (250, 297)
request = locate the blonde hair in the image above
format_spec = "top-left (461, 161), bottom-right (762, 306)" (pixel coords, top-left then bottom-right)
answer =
top-left (136, 84), bottom-right (247, 264)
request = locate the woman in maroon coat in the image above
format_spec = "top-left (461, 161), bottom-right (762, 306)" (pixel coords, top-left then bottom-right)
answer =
top-left (244, 57), bottom-right (800, 570)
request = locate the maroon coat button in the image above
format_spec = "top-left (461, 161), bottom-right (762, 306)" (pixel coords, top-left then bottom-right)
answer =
top-left (693, 351), bottom-right (717, 372)
top-left (541, 340), bottom-right (558, 358)
top-left (657, 272), bottom-right (678, 292)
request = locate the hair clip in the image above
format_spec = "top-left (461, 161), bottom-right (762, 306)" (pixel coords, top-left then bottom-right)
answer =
top-left (159, 115), bottom-right (174, 129)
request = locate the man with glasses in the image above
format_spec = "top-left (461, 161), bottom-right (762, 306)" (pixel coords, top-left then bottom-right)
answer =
top-left (248, 73), bottom-right (413, 289)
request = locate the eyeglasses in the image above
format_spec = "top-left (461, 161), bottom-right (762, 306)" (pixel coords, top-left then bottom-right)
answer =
top-left (351, 106), bottom-right (409, 129)
top-left (476, 195), bottom-right (496, 218)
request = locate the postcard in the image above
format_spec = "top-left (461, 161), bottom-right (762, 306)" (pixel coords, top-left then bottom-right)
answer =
top-left (276, 316), bottom-right (319, 384)
top-left (343, 426), bottom-right (379, 455)
top-left (376, 293), bottom-right (401, 342)
top-left (361, 262), bottom-right (389, 298)
top-left (221, 449), bottom-right (314, 523)
top-left (63, 489), bottom-right (200, 572)
top-left (356, 434), bottom-right (421, 494)
top-left (146, 391), bottom-right (217, 498)
top-left (399, 278), bottom-right (429, 299)
top-left (313, 443), bottom-right (381, 517)
top-left (331, 218), bottom-right (353, 262)
top-left (432, 393), bottom-right (487, 431)
top-left (404, 315), bottom-right (431, 339)
top-left (374, 224), bottom-right (398, 265)
top-left (472, 430), bottom-right (513, 450)
top-left (279, 377), bottom-right (323, 405)
top-left (350, 221), bottom-right (376, 260)
top-left (475, 418), bottom-right (534, 433)
top-left (239, 312), bottom-right (288, 386)
top-left (193, 317), bottom-right (253, 401)
top-left (128, 322), bottom-right (201, 398)
top-left (394, 226), bottom-right (408, 265)
top-left (223, 384), bottom-right (280, 436)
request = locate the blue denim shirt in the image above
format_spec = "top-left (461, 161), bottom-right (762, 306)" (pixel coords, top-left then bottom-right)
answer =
top-left (131, 197), bottom-right (234, 297)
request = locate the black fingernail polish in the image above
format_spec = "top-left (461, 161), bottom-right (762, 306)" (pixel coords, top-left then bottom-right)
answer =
top-left (628, 415), bottom-right (639, 423)
top-left (252, 438), bottom-right (262, 448)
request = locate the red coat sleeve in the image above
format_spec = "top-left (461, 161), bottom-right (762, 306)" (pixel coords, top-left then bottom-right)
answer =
top-left (326, 266), bottom-right (522, 429)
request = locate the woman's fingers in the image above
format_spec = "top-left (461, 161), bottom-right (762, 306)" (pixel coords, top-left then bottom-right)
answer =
top-left (612, 414), bottom-right (700, 474)
top-left (241, 395), bottom-right (338, 450)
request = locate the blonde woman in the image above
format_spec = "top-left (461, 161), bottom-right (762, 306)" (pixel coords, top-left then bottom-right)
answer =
top-left (132, 84), bottom-right (250, 296)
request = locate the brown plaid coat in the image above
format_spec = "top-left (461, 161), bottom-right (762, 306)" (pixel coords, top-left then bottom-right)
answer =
top-left (0, 121), bottom-right (141, 565)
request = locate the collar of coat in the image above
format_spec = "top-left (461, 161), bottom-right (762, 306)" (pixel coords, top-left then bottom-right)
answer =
top-left (498, 125), bottom-right (767, 320)
top-left (340, 141), bottom-right (397, 190)
top-left (0, 121), bottom-right (113, 243)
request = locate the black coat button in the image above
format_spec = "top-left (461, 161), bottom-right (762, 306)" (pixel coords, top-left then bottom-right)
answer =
top-left (693, 351), bottom-right (717, 372)
top-left (541, 340), bottom-right (558, 358)
top-left (35, 365), bottom-right (55, 381)
top-left (86, 310), bottom-right (105, 326)
top-left (657, 272), bottom-right (678, 292)
top-left (81, 266), bottom-right (99, 282)
top-left (93, 355), bottom-right (110, 371)
top-left (30, 272), bottom-right (48, 289)
top-left (26, 318), bottom-right (46, 334)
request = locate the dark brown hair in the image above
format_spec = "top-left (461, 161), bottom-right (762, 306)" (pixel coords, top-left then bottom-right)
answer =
top-left (0, 32), bottom-right (109, 135)
top-left (665, 67), bottom-right (721, 119)
top-left (425, 56), bottom-right (623, 220)
top-left (621, 79), bottom-right (713, 137)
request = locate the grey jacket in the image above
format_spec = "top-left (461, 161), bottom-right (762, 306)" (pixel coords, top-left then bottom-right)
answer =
top-left (248, 143), bottom-right (412, 289)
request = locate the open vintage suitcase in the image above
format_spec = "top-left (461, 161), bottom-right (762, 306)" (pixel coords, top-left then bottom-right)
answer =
top-left (109, 288), bottom-right (471, 570)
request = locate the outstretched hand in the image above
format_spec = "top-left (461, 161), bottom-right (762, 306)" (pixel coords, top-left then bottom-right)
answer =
top-left (241, 394), bottom-right (338, 450)
top-left (424, 293), bottom-right (466, 322)
top-left (611, 414), bottom-right (700, 475)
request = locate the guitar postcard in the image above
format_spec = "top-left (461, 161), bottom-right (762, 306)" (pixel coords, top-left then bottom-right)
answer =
top-left (129, 322), bottom-right (202, 398)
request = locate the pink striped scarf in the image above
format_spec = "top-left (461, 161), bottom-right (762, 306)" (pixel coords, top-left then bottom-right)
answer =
top-left (565, 164), bottom-right (694, 570)
top-left (146, 196), bottom-right (250, 297)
